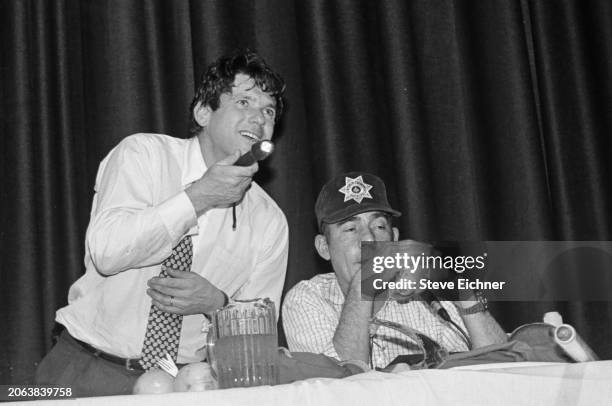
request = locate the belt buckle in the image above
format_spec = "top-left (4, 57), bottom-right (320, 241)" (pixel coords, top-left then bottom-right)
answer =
top-left (125, 358), bottom-right (136, 371)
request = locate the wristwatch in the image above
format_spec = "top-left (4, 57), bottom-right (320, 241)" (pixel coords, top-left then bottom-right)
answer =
top-left (456, 290), bottom-right (488, 316)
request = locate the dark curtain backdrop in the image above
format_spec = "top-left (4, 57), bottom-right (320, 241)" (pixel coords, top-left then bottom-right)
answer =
top-left (2, 0), bottom-right (611, 384)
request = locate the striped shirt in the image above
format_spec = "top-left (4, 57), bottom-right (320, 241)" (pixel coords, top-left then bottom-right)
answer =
top-left (282, 273), bottom-right (469, 369)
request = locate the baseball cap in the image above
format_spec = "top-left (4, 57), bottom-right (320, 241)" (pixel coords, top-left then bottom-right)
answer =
top-left (315, 172), bottom-right (401, 231)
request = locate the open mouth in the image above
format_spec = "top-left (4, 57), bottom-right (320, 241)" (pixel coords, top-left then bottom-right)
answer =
top-left (239, 130), bottom-right (261, 143)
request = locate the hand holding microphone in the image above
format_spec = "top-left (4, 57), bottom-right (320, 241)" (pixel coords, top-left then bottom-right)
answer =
top-left (185, 141), bottom-right (274, 218)
top-left (234, 140), bottom-right (274, 166)
top-left (231, 140), bottom-right (274, 229)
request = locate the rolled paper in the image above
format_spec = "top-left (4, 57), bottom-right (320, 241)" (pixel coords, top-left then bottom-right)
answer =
top-left (553, 323), bottom-right (599, 362)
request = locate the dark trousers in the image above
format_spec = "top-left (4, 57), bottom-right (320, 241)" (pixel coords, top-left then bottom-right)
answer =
top-left (34, 330), bottom-right (144, 397)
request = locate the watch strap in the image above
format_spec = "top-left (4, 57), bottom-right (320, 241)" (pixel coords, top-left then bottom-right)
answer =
top-left (457, 291), bottom-right (488, 316)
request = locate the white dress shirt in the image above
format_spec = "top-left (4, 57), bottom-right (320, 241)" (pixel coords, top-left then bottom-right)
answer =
top-left (283, 273), bottom-right (469, 369)
top-left (56, 133), bottom-right (288, 363)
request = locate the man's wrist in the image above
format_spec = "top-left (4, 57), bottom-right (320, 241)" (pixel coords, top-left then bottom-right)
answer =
top-left (204, 289), bottom-right (229, 319)
top-left (455, 290), bottom-right (488, 316)
top-left (185, 186), bottom-right (213, 217)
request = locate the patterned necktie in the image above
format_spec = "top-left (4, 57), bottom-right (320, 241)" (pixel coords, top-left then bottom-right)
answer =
top-left (139, 236), bottom-right (193, 370)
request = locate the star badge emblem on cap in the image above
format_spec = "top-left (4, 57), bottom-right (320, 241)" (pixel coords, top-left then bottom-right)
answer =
top-left (338, 175), bottom-right (373, 203)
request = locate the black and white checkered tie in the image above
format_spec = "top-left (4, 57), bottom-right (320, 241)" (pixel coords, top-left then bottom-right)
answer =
top-left (139, 236), bottom-right (193, 370)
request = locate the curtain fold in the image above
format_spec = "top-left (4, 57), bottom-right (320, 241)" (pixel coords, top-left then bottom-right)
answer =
top-left (2, 0), bottom-right (611, 384)
top-left (529, 0), bottom-right (612, 240)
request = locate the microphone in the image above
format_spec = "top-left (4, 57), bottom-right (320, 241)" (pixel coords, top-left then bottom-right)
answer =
top-left (234, 140), bottom-right (274, 166)
top-left (420, 290), bottom-right (452, 323)
top-left (421, 290), bottom-right (473, 349)
top-left (232, 140), bottom-right (274, 230)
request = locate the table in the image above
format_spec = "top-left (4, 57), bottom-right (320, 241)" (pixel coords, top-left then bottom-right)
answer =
top-left (10, 361), bottom-right (612, 406)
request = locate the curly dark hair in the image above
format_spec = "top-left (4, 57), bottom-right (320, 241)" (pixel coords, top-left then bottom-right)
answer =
top-left (188, 50), bottom-right (286, 137)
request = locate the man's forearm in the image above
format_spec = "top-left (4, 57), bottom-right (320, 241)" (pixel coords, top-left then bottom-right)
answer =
top-left (88, 194), bottom-right (195, 275)
top-left (332, 278), bottom-right (373, 364)
top-left (460, 311), bottom-right (507, 348)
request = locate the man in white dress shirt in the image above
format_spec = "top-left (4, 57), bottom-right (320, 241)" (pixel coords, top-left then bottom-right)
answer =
top-left (283, 172), bottom-right (506, 369)
top-left (35, 51), bottom-right (289, 396)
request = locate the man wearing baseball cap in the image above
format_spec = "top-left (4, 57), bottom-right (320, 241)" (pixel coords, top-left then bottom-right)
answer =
top-left (282, 172), bottom-right (506, 369)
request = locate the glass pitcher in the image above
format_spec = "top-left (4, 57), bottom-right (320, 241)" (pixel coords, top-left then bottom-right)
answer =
top-left (206, 298), bottom-right (279, 389)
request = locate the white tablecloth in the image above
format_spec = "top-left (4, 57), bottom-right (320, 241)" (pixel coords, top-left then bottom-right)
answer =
top-left (11, 361), bottom-right (612, 406)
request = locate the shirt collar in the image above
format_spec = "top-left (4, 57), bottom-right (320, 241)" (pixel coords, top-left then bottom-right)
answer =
top-left (182, 136), bottom-right (207, 187)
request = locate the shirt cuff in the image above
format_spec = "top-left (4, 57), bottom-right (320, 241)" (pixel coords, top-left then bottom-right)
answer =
top-left (157, 191), bottom-right (198, 242)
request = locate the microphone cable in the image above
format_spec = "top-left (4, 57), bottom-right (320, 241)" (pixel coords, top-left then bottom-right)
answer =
top-left (421, 291), bottom-right (472, 350)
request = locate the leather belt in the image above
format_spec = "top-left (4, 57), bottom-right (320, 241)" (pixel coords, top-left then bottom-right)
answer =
top-left (67, 332), bottom-right (144, 371)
